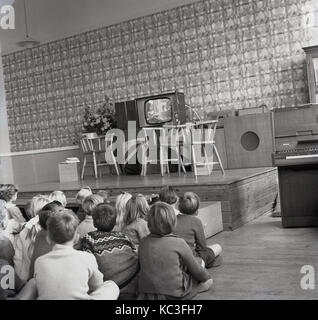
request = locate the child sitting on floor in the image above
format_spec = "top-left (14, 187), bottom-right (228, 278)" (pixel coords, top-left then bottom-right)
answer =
top-left (113, 192), bottom-right (132, 231)
top-left (0, 205), bottom-right (14, 266)
top-left (75, 187), bottom-right (93, 222)
top-left (77, 194), bottom-right (104, 239)
top-left (49, 191), bottom-right (67, 207)
top-left (159, 186), bottom-right (180, 215)
top-left (82, 203), bottom-right (139, 299)
top-left (33, 211), bottom-right (120, 300)
top-left (14, 195), bottom-right (51, 281)
top-left (0, 184), bottom-right (25, 223)
top-left (138, 202), bottom-right (213, 300)
top-left (121, 194), bottom-right (150, 247)
top-left (174, 192), bottom-right (222, 268)
top-left (29, 202), bottom-right (64, 279)
top-left (0, 207), bottom-right (26, 300)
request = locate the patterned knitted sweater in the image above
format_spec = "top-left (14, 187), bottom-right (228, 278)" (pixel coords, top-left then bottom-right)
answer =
top-left (81, 231), bottom-right (139, 288)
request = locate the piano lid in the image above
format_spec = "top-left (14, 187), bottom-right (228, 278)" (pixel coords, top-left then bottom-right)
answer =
top-left (273, 104), bottom-right (318, 138)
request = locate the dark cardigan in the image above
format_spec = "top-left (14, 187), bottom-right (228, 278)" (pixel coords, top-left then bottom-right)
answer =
top-left (138, 234), bottom-right (211, 299)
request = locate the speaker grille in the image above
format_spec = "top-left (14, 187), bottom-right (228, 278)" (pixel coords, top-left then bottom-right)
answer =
top-left (241, 131), bottom-right (260, 151)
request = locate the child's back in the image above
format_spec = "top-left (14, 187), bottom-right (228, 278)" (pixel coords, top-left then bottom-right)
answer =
top-left (138, 202), bottom-right (212, 300)
top-left (34, 210), bottom-right (119, 300)
top-left (7, 204), bottom-right (25, 223)
top-left (82, 230), bottom-right (139, 288)
top-left (139, 234), bottom-right (210, 299)
top-left (29, 229), bottom-right (53, 279)
top-left (122, 218), bottom-right (149, 246)
top-left (35, 245), bottom-right (103, 300)
top-left (174, 214), bottom-right (206, 254)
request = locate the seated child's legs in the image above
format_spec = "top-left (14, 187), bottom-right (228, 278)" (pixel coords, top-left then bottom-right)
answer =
top-left (198, 244), bottom-right (223, 268)
top-left (208, 244), bottom-right (222, 257)
top-left (90, 280), bottom-right (120, 300)
top-left (197, 278), bottom-right (213, 293)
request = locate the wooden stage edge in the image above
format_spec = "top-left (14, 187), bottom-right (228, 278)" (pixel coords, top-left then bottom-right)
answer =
top-left (17, 167), bottom-right (279, 231)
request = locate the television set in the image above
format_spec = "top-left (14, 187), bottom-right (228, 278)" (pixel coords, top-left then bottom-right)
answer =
top-left (136, 91), bottom-right (186, 128)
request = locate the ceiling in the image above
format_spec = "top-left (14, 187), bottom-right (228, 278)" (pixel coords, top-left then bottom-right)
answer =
top-left (0, 0), bottom-right (201, 55)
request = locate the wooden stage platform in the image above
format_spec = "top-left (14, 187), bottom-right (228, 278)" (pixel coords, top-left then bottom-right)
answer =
top-left (17, 167), bottom-right (279, 230)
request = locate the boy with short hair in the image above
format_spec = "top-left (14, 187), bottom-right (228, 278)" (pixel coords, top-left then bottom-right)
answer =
top-left (159, 186), bottom-right (180, 215)
top-left (175, 192), bottom-right (223, 268)
top-left (29, 202), bottom-right (64, 279)
top-left (34, 211), bottom-right (119, 300)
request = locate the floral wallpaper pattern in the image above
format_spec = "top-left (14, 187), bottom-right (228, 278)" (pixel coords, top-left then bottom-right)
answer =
top-left (2, 0), bottom-right (318, 152)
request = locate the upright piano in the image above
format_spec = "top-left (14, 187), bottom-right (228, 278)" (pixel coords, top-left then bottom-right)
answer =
top-left (273, 104), bottom-right (318, 227)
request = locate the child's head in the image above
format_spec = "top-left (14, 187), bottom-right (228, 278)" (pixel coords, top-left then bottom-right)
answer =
top-left (42, 201), bottom-right (64, 213)
top-left (28, 195), bottom-right (51, 219)
top-left (92, 203), bottom-right (117, 232)
top-left (47, 210), bottom-right (79, 245)
top-left (82, 194), bottom-right (104, 216)
top-left (115, 192), bottom-right (132, 228)
top-left (159, 186), bottom-right (178, 206)
top-left (147, 202), bottom-right (176, 236)
top-left (96, 190), bottom-right (110, 203)
top-left (39, 210), bottom-right (56, 230)
top-left (178, 192), bottom-right (200, 215)
top-left (75, 186), bottom-right (93, 204)
top-left (124, 194), bottom-right (149, 226)
top-left (38, 201), bottom-right (65, 229)
top-left (0, 184), bottom-right (19, 203)
top-left (49, 191), bottom-right (67, 207)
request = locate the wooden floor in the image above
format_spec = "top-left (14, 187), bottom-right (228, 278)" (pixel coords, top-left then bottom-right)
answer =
top-left (197, 214), bottom-right (318, 300)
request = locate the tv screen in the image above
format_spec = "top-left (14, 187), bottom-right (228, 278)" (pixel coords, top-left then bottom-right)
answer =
top-left (145, 98), bottom-right (172, 124)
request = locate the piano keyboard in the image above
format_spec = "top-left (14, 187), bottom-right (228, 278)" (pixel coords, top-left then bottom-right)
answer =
top-left (274, 148), bottom-right (318, 166)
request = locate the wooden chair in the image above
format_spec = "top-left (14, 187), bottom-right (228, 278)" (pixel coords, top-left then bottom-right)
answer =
top-left (161, 125), bottom-right (187, 176)
top-left (139, 127), bottom-right (160, 177)
top-left (190, 119), bottom-right (225, 176)
top-left (80, 133), bottom-right (120, 179)
top-left (139, 127), bottom-right (186, 177)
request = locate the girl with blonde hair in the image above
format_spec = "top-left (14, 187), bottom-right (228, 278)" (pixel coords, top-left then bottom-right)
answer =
top-left (14, 194), bottom-right (50, 281)
top-left (49, 190), bottom-right (67, 207)
top-left (113, 192), bottom-right (132, 231)
top-left (121, 194), bottom-right (150, 247)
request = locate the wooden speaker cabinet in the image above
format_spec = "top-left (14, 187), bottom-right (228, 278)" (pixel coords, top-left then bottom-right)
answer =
top-left (278, 164), bottom-right (318, 227)
top-left (224, 113), bottom-right (274, 169)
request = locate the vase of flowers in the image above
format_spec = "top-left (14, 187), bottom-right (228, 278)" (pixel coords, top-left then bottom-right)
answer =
top-left (82, 96), bottom-right (117, 136)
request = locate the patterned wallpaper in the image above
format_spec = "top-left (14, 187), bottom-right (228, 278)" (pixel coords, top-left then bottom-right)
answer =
top-left (2, 0), bottom-right (318, 152)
